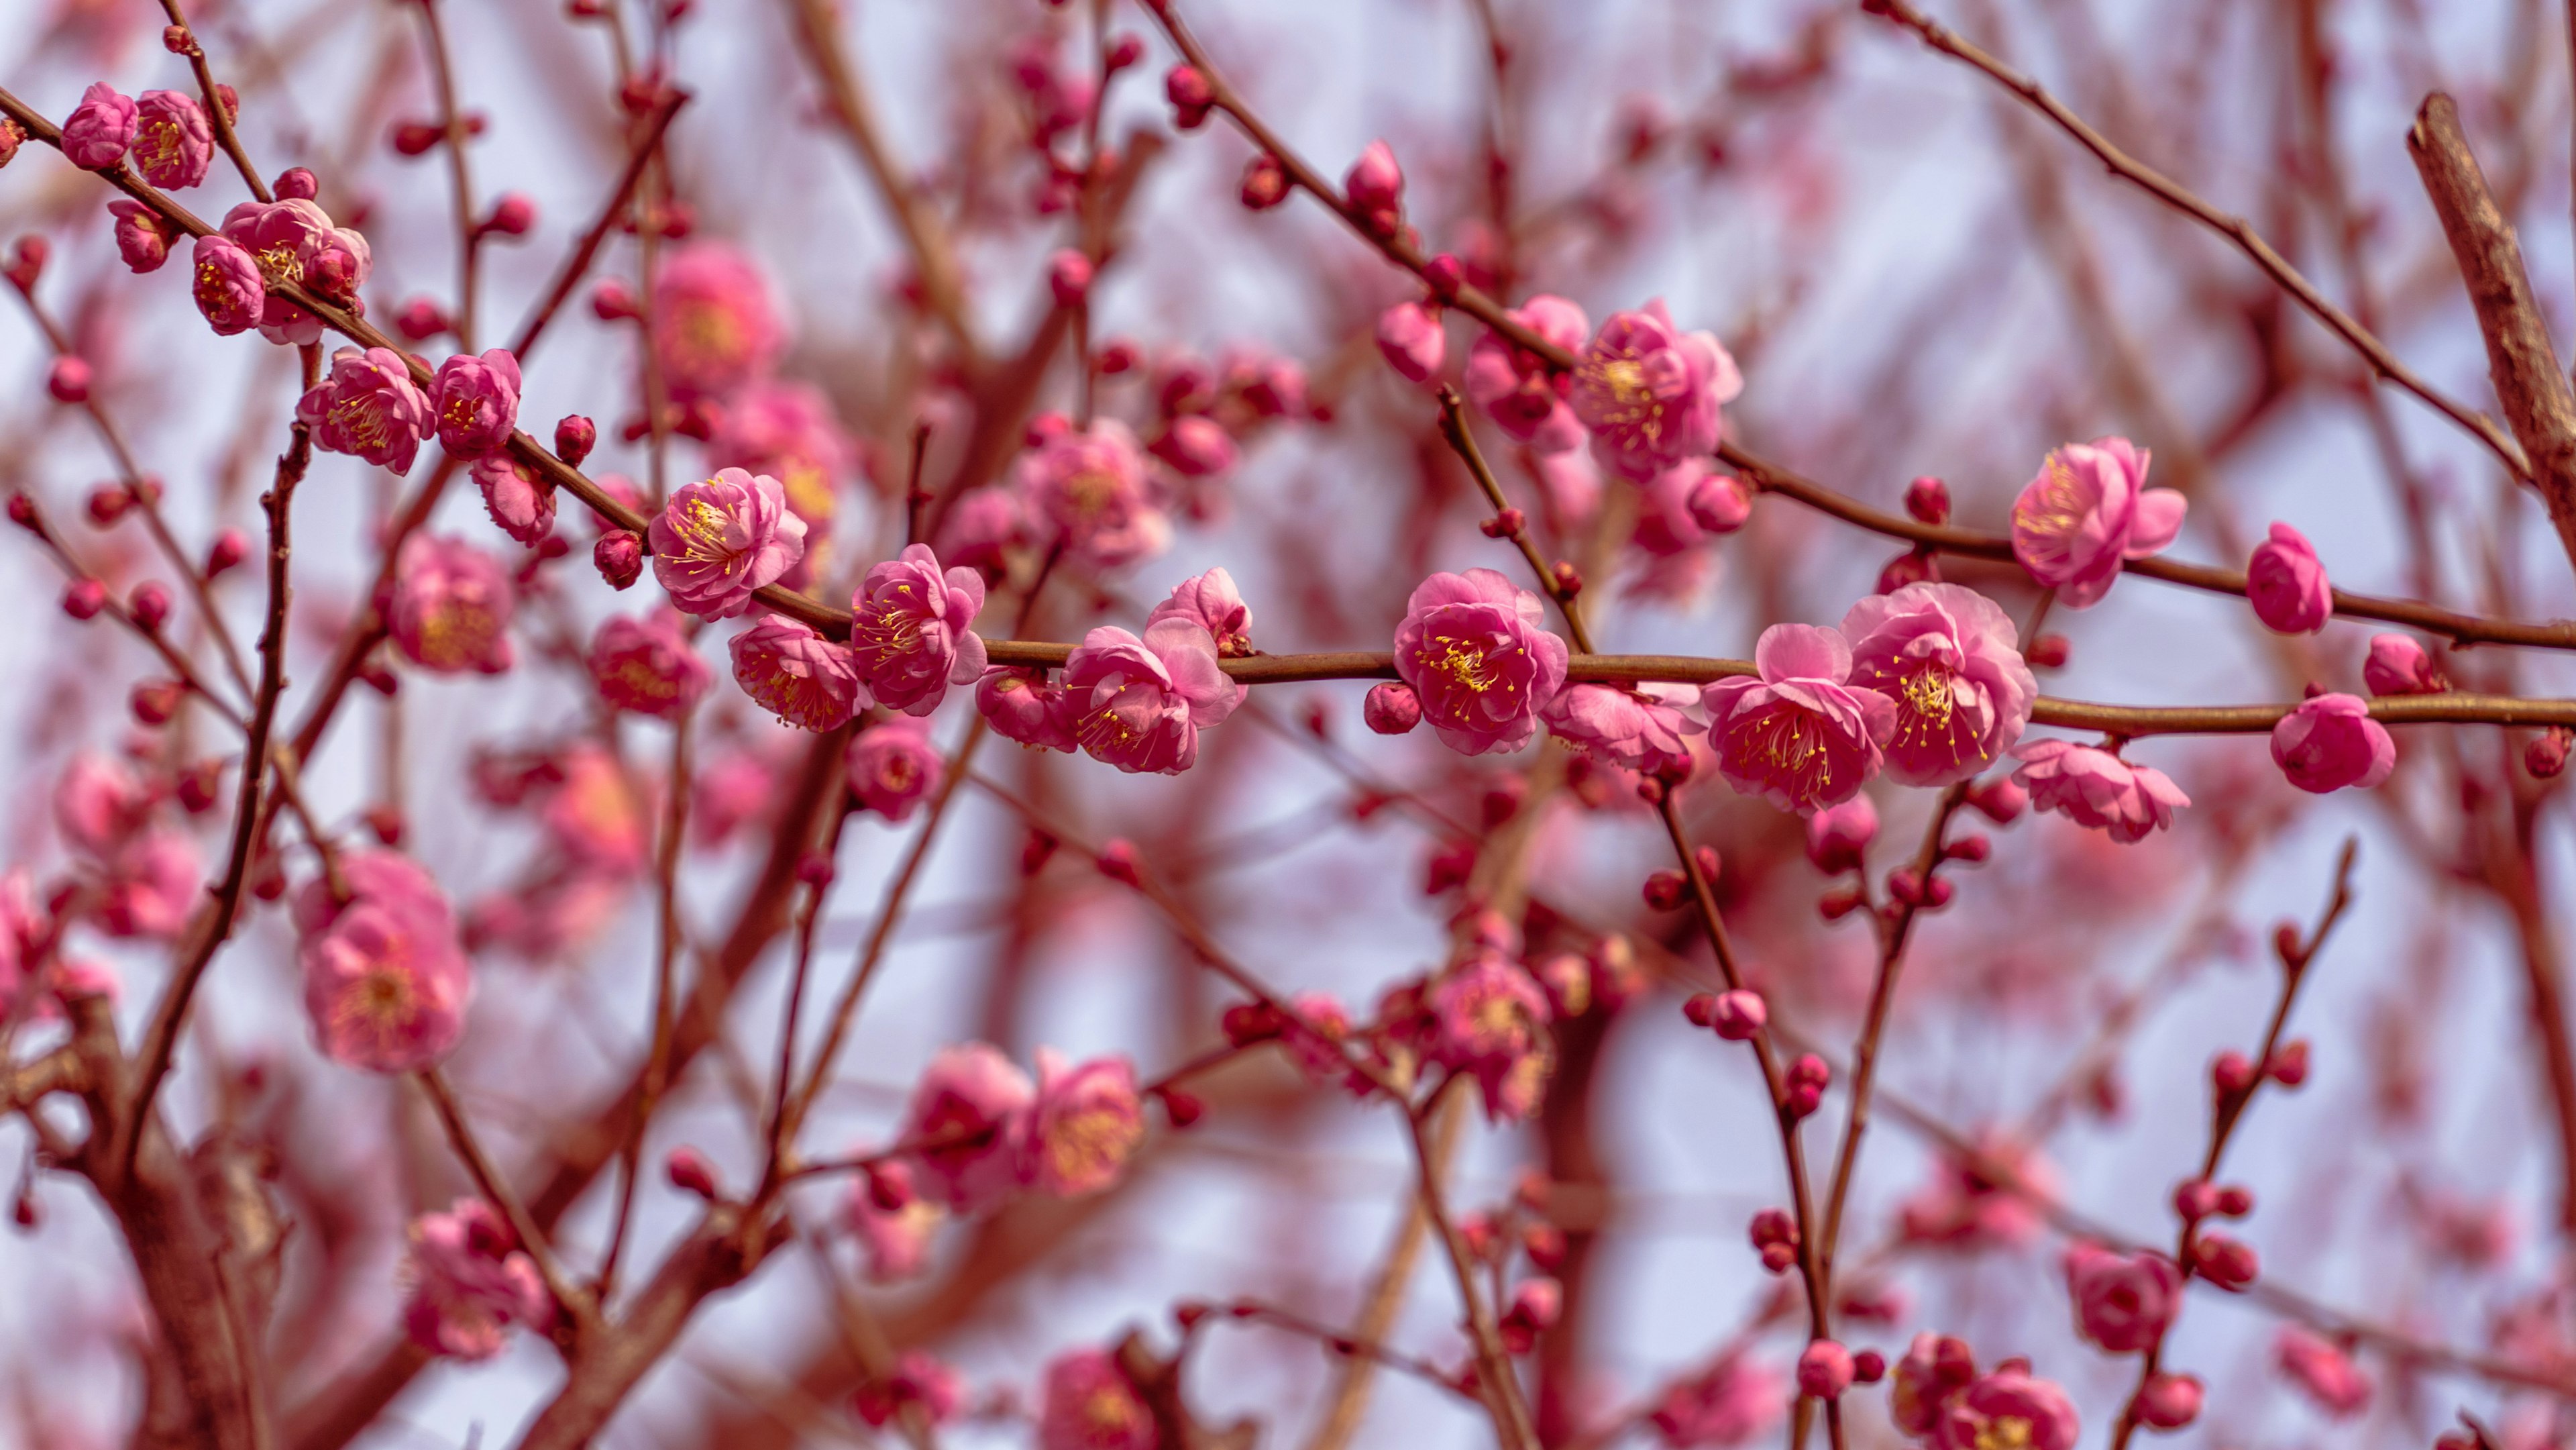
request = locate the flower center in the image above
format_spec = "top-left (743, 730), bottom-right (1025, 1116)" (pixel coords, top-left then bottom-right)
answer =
top-left (2013, 456), bottom-right (2087, 539)
top-left (1975, 1415), bottom-right (2034, 1450)
top-left (1046, 1104), bottom-right (1140, 1186)
top-left (1583, 355), bottom-right (1667, 442)
top-left (1428, 636), bottom-right (1505, 695)
top-left (670, 497), bottom-right (740, 565)
top-left (855, 589), bottom-right (926, 662)
top-left (1727, 703), bottom-right (1835, 795)
top-left (331, 393), bottom-right (392, 452)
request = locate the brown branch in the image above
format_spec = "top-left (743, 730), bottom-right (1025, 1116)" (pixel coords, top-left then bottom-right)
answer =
top-left (417, 1066), bottom-right (596, 1340)
top-left (2404, 91), bottom-right (2576, 571)
top-left (157, 0), bottom-right (272, 203)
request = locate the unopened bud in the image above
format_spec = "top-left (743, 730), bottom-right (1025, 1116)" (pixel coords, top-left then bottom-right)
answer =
top-left (555, 415), bottom-right (596, 466)
top-left (1363, 681), bottom-right (1421, 735)
top-left (665, 1147), bottom-right (719, 1198)
top-left (2265, 1039), bottom-right (2310, 1087)
top-left (2212, 1049), bottom-right (2258, 1098)
top-left (864, 1159), bottom-right (915, 1212)
top-left (2026, 633), bottom-right (2070, 668)
top-left (594, 529), bottom-right (643, 589)
top-left (5, 493), bottom-right (36, 531)
top-left (2192, 1232), bottom-right (2258, 1290)
top-left (1711, 989), bottom-right (1766, 1041)
top-left (2530, 727), bottom-right (2572, 780)
top-left (1158, 1087), bottom-right (1205, 1127)
top-left (1423, 252), bottom-right (1464, 299)
top-left (1642, 869), bottom-right (1686, 911)
top-left (272, 167), bottom-right (318, 201)
top-left (1164, 64), bottom-right (1214, 127)
top-left (1550, 560), bottom-right (1582, 597)
top-left (2135, 1372), bottom-right (2203, 1431)
top-left (1096, 837), bottom-right (1142, 887)
top-left (130, 678), bottom-right (182, 725)
top-left (1903, 474), bottom-right (1951, 525)
top-left (61, 578), bottom-right (106, 620)
top-left (484, 192), bottom-right (536, 236)
top-left (1239, 152), bottom-right (1290, 211)
top-left (1479, 507), bottom-right (1525, 539)
top-left (129, 581), bottom-right (171, 629)
top-left (205, 528), bottom-right (248, 577)
top-left (592, 277), bottom-right (638, 320)
top-left (47, 356), bottom-right (91, 403)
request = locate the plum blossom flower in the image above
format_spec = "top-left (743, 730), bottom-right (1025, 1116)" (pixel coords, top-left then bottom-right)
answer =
top-left (428, 348), bottom-right (522, 460)
top-left (1060, 619), bottom-right (1244, 774)
top-left (1146, 566), bottom-right (1254, 657)
top-left (1039, 1349), bottom-right (1155, 1450)
top-left (540, 746), bottom-right (649, 876)
top-left (1807, 795), bottom-right (1877, 873)
top-left (855, 1351), bottom-right (965, 1429)
top-left (389, 535), bottom-right (515, 674)
top-left (110, 199), bottom-right (175, 272)
top-left (2010, 739), bottom-right (2188, 843)
top-left (2062, 1241), bottom-right (2182, 1353)
top-left (1464, 295), bottom-right (1589, 452)
top-left (1703, 624), bottom-right (1894, 814)
top-left (99, 831), bottom-right (199, 940)
top-left (2247, 521), bottom-right (2331, 634)
top-left (850, 543), bottom-right (987, 715)
top-left (651, 242), bottom-right (783, 399)
top-left (708, 380), bottom-right (851, 527)
top-left (1932, 1369), bottom-right (2079, 1450)
top-left (1392, 568), bottom-right (1570, 757)
top-left (1027, 1050), bottom-right (1145, 1197)
top-left (131, 91), bottom-right (211, 189)
top-left (1890, 1335), bottom-right (1978, 1437)
top-left (218, 199), bottom-right (371, 344)
top-left (1428, 953), bottom-right (1554, 1122)
top-left (649, 468), bottom-right (807, 619)
top-left (1376, 301), bottom-right (1445, 382)
top-left (2275, 1327), bottom-right (2372, 1417)
top-left (2364, 634), bottom-right (2443, 696)
top-left (848, 717), bottom-right (944, 821)
top-left (1649, 1355), bottom-right (1783, 1449)
top-left (844, 1176), bottom-right (945, 1282)
top-left (938, 486), bottom-right (1032, 576)
top-left (2009, 437), bottom-right (2185, 609)
top-left (588, 614), bottom-right (712, 719)
top-left (297, 851), bottom-right (473, 1073)
top-left (60, 83), bottom-right (137, 170)
top-left (1570, 300), bottom-right (1741, 482)
top-left (901, 1042), bottom-right (1034, 1212)
top-left (400, 1199), bottom-right (551, 1360)
top-left (1151, 415), bottom-right (1238, 478)
top-left (1840, 582), bottom-right (2037, 787)
top-left (730, 615), bottom-right (862, 731)
top-left (2270, 692), bottom-right (2394, 793)
top-left (1543, 682), bottom-right (1701, 778)
top-left (54, 752), bottom-right (148, 859)
top-left (1633, 459), bottom-right (1750, 555)
top-left (191, 235), bottom-right (265, 335)
top-left (472, 455), bottom-right (557, 546)
top-left (1019, 419), bottom-right (1171, 568)
top-left (977, 667), bottom-right (1078, 752)
top-left (1899, 1134), bottom-right (2053, 1249)
top-left (297, 346), bottom-right (434, 474)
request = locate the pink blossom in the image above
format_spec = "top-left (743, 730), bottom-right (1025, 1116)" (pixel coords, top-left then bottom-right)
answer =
top-left (54, 752), bottom-right (147, 858)
top-left (1543, 682), bottom-right (1701, 777)
top-left (540, 746), bottom-right (648, 876)
top-left (1151, 415), bottom-right (1238, 478)
top-left (1040, 1348), bottom-right (1155, 1450)
top-left (1806, 794), bottom-right (1877, 873)
top-left (1633, 460), bottom-right (1752, 556)
top-left (1344, 139), bottom-right (1405, 213)
top-left (937, 485), bottom-right (1031, 575)
top-left (2010, 739), bottom-right (2188, 843)
top-left (190, 235), bottom-right (265, 335)
top-left (1840, 582), bottom-right (2037, 787)
top-left (1027, 1049), bottom-right (1145, 1197)
top-left (651, 242), bottom-right (783, 399)
top-left (588, 613), bottom-right (708, 720)
top-left (2062, 1241), bottom-right (2182, 1353)
top-left (977, 667), bottom-right (1078, 752)
top-left (1703, 624), bottom-right (1894, 814)
top-left (217, 198), bottom-right (371, 343)
top-left (901, 1041), bottom-right (1034, 1212)
top-left (471, 455), bottom-right (557, 546)
top-left (1018, 419), bottom-right (1171, 568)
top-left (1932, 1369), bottom-right (2079, 1450)
top-left (729, 615), bottom-right (863, 731)
top-left (1146, 566), bottom-right (1254, 657)
top-left (428, 349), bottom-right (522, 460)
top-left (2008, 437), bottom-right (2185, 609)
top-left (1890, 1334), bottom-right (1978, 1437)
top-left (1392, 568), bottom-right (1570, 756)
top-left (1376, 301), bottom-right (1446, 382)
top-left (649, 468), bottom-right (807, 619)
top-left (0, 874), bottom-right (50, 1021)
top-left (706, 379), bottom-right (851, 527)
top-left (848, 717), bottom-right (944, 821)
top-left (98, 831), bottom-right (199, 940)
top-left (1281, 990), bottom-right (1355, 1084)
top-left (1363, 681), bottom-right (1421, 734)
top-left (1650, 1355), bottom-right (1782, 1448)
top-left (109, 199), bottom-right (174, 272)
top-left (850, 543), bottom-right (988, 715)
top-left (691, 749), bottom-right (780, 849)
top-left (2271, 692), bottom-right (2394, 793)
top-left (843, 1177), bottom-right (945, 1282)
top-left (400, 1199), bottom-right (551, 1360)
top-left (2275, 1328), bottom-right (2372, 1418)
top-left (1428, 953), bottom-right (1553, 1122)
top-left (1899, 1135), bottom-right (2053, 1248)
top-left (2247, 521), bottom-right (2332, 634)
top-left (1570, 299), bottom-right (1741, 482)
top-left (1464, 295), bottom-right (1590, 453)
top-left (130, 90), bottom-right (211, 189)
top-left (1061, 619), bottom-right (1245, 774)
top-left (60, 83), bottom-right (136, 170)
top-left (297, 346), bottom-right (434, 474)
top-left (297, 851), bottom-right (473, 1073)
top-left (855, 1350), bottom-right (965, 1429)
top-left (389, 535), bottom-right (515, 674)
top-left (2364, 634), bottom-right (2443, 695)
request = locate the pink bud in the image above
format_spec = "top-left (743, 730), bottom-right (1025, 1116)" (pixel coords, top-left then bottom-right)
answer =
top-left (391, 121), bottom-right (441, 156)
top-left (1682, 993), bottom-right (1719, 1027)
top-left (1969, 776), bottom-right (2027, 823)
top-left (1758, 1241), bottom-right (1796, 1274)
top-left (6, 236), bottom-right (49, 293)
top-left (865, 1159), bottom-right (915, 1212)
top-left (1784, 1053), bottom-right (1829, 1118)
top-left (2026, 633), bottom-right (2070, 668)
top-left (2192, 1232), bottom-right (2258, 1290)
top-left (164, 23), bottom-right (193, 52)
top-left (177, 760), bottom-right (221, 813)
top-left (1711, 989), bottom-right (1766, 1041)
top-left (1423, 252), bottom-right (1464, 298)
top-left (1748, 1207), bottom-right (1797, 1248)
top-left (2530, 728), bottom-right (2571, 780)
top-left (1551, 560), bottom-right (1583, 597)
top-left (1796, 1340), bottom-right (1854, 1399)
top-left (593, 528), bottom-right (643, 589)
top-left (1363, 682), bottom-right (1421, 735)
top-left (1106, 34), bottom-right (1142, 69)
top-left (2174, 1180), bottom-right (2221, 1221)
top-left (1943, 833), bottom-right (1990, 864)
top-left (272, 167), bottom-right (319, 201)
top-left (1480, 507), bottom-right (1525, 539)
top-left (591, 277), bottom-right (638, 320)
top-left (555, 415), bottom-right (596, 466)
top-left (1806, 796), bottom-right (1876, 874)
top-left (62, 578), bottom-right (106, 619)
top-left (1876, 548), bottom-right (1938, 594)
top-left (1240, 152), bottom-right (1290, 211)
top-left (3, 493), bottom-right (30, 531)
top-left (2363, 633), bottom-right (2442, 696)
top-left (87, 484), bottom-right (131, 525)
top-left (1164, 64), bottom-right (1214, 127)
top-left (47, 357), bottom-right (91, 403)
top-left (1097, 838), bottom-right (1142, 887)
top-left (1375, 301), bottom-right (1445, 382)
top-left (204, 527), bottom-right (248, 578)
top-left (2266, 1039), bottom-right (2310, 1087)
top-left (130, 678), bottom-right (181, 726)
top-left (2134, 1372), bottom-right (2203, 1430)
top-left (485, 193), bottom-right (536, 236)
top-left (1159, 1088), bottom-right (1204, 1129)
top-left (1817, 884), bottom-right (1866, 921)
top-left (129, 581), bottom-right (171, 629)
top-left (1852, 1349), bottom-right (1887, 1384)
top-left (1344, 140), bottom-right (1404, 213)
top-left (1521, 1221), bottom-right (1566, 1270)
top-left (665, 1147), bottom-right (718, 1197)
top-left (1685, 472), bottom-right (1753, 534)
top-left (1642, 870), bottom-right (1686, 911)
top-left (2247, 521), bottom-right (2331, 635)
top-left (394, 296), bottom-right (451, 342)
top-left (2212, 1049), bottom-right (2258, 1098)
top-left (1903, 475), bottom-right (1950, 525)
top-left (1047, 248), bottom-right (1093, 307)
top-left (2214, 1184), bottom-right (2255, 1217)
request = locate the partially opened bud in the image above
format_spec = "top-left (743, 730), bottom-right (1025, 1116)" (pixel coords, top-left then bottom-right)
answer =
top-left (2134, 1372), bottom-right (2203, 1430)
top-left (665, 1147), bottom-right (718, 1198)
top-left (1363, 682), bottom-right (1421, 735)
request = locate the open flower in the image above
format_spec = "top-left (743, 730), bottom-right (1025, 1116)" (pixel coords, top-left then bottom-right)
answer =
top-left (1039, 1349), bottom-right (1155, 1450)
top-left (2063, 1242), bottom-right (2182, 1353)
top-left (2010, 739), bottom-right (2187, 842)
top-left (1027, 1050), bottom-right (1145, 1197)
top-left (1428, 953), bottom-right (1554, 1122)
top-left (297, 851), bottom-right (473, 1073)
top-left (850, 543), bottom-right (987, 715)
top-left (1543, 682), bottom-right (1702, 778)
top-left (1376, 301), bottom-right (1445, 382)
top-left (99, 832), bottom-right (200, 940)
top-left (977, 666), bottom-right (1078, 752)
top-left (218, 198), bottom-right (372, 344)
top-left (848, 717), bottom-right (944, 821)
top-left (60, 83), bottom-right (138, 170)
top-left (1060, 619), bottom-right (1244, 774)
top-left (1464, 295), bottom-right (1590, 453)
top-left (1932, 1369), bottom-right (2079, 1450)
top-left (1703, 624), bottom-right (1894, 814)
top-left (1146, 566), bottom-right (1254, 657)
top-left (651, 242), bottom-right (784, 399)
top-left (1019, 419), bottom-right (1170, 569)
top-left (429, 348), bottom-right (522, 460)
top-left (1392, 568), bottom-right (1570, 756)
top-left (843, 1175), bottom-right (945, 1283)
top-left (2275, 1327), bottom-right (2372, 1418)
top-left (1569, 299), bottom-right (1741, 482)
top-left (2247, 521), bottom-right (2331, 634)
top-left (1650, 1355), bottom-right (1783, 1449)
top-left (401, 1199), bottom-right (552, 1360)
top-left (472, 455), bottom-right (557, 546)
top-left (191, 235), bottom-right (266, 335)
top-left (110, 200), bottom-right (175, 273)
top-left (707, 379), bottom-right (851, 528)
top-left (649, 468), bottom-right (807, 619)
top-left (2270, 692), bottom-right (2394, 792)
top-left (1839, 582), bottom-right (2036, 786)
top-left (2009, 437), bottom-right (2185, 609)
top-left (731, 615), bottom-right (863, 731)
top-left (131, 91), bottom-right (213, 189)
top-left (389, 535), bottom-right (515, 674)
top-left (297, 346), bottom-right (435, 474)
top-left (901, 1042), bottom-right (1034, 1213)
